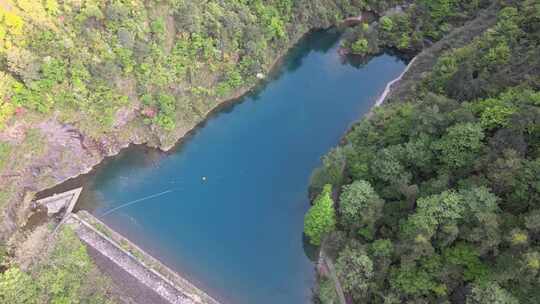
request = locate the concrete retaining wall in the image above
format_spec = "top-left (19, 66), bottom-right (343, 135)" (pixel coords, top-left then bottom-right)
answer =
top-left (65, 211), bottom-right (220, 304)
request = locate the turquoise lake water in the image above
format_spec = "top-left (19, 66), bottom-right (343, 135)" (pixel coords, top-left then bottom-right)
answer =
top-left (67, 30), bottom-right (405, 303)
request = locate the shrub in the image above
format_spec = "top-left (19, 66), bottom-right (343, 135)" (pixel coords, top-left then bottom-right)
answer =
top-left (380, 16), bottom-right (393, 31)
top-left (351, 38), bottom-right (369, 55)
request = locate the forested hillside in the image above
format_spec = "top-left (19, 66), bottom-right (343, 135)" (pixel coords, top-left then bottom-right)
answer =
top-left (1, 0), bottom-right (369, 135)
top-left (306, 1), bottom-right (540, 303)
top-left (341, 0), bottom-right (494, 56)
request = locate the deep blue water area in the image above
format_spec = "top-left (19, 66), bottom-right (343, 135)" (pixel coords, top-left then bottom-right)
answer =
top-left (56, 30), bottom-right (405, 304)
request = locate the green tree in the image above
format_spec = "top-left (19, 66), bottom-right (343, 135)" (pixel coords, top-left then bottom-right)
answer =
top-left (508, 228), bottom-right (528, 247)
top-left (35, 228), bottom-right (111, 303)
top-left (467, 282), bottom-right (518, 304)
top-left (151, 17), bottom-right (165, 35)
top-left (339, 180), bottom-right (384, 238)
top-left (317, 278), bottom-right (338, 304)
top-left (390, 264), bottom-right (441, 297)
top-left (390, 254), bottom-right (447, 297)
top-left (523, 251), bottom-right (540, 273)
top-left (403, 190), bottom-right (465, 241)
top-left (435, 123), bottom-right (485, 169)
top-left (477, 98), bottom-right (515, 130)
top-left (525, 209), bottom-right (540, 232)
top-left (443, 243), bottom-right (489, 282)
top-left (371, 145), bottom-right (410, 185)
top-left (336, 244), bottom-right (374, 300)
top-left (0, 141), bottom-right (11, 170)
top-left (370, 239), bottom-right (393, 258)
top-left (404, 134), bottom-right (435, 174)
top-left (0, 267), bottom-right (38, 304)
top-left (304, 184), bottom-right (336, 246)
top-left (458, 187), bottom-right (501, 254)
top-left (154, 93), bottom-right (177, 131)
top-left (351, 38), bottom-right (369, 55)
top-left (380, 16), bottom-right (393, 31)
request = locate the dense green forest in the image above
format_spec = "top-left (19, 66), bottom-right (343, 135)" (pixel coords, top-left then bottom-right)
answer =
top-left (306, 1), bottom-right (540, 303)
top-left (0, 227), bottom-right (115, 303)
top-left (341, 0), bottom-right (494, 56)
top-left (0, 0), bottom-right (395, 139)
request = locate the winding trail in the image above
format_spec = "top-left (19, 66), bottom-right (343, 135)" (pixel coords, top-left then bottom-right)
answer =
top-left (321, 249), bottom-right (347, 304)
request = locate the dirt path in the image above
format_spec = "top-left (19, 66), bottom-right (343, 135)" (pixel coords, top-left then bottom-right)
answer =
top-left (320, 249), bottom-right (347, 304)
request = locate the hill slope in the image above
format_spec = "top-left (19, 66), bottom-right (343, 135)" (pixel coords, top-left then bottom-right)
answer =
top-left (308, 1), bottom-right (540, 303)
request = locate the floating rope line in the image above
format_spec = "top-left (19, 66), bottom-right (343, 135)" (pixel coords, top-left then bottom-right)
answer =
top-left (100, 189), bottom-right (175, 217)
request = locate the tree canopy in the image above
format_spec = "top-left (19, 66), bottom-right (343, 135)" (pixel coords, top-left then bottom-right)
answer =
top-left (313, 1), bottom-right (540, 303)
top-left (304, 184), bottom-right (336, 246)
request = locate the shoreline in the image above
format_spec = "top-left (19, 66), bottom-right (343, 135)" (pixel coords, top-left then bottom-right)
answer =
top-left (373, 55), bottom-right (417, 107)
top-left (34, 30), bottom-right (417, 208)
top-left (158, 29), bottom-right (318, 153)
top-left (30, 28), bottom-right (316, 203)
top-left (32, 29), bottom-right (318, 201)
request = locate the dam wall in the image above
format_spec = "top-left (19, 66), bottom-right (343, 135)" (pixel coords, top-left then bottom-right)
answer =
top-left (64, 210), bottom-right (220, 304)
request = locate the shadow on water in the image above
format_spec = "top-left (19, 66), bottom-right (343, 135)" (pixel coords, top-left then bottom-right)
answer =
top-left (287, 29), bottom-right (342, 73)
top-left (36, 146), bottom-right (165, 214)
top-left (302, 234), bottom-right (320, 262)
top-left (165, 29), bottom-right (344, 155)
top-left (342, 48), bottom-right (413, 69)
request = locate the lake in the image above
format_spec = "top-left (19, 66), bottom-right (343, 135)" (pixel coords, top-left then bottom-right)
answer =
top-left (61, 30), bottom-right (405, 304)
